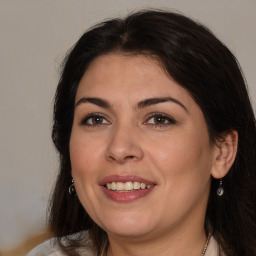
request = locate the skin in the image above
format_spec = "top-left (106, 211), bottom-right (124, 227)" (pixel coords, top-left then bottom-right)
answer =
top-left (69, 53), bottom-right (237, 256)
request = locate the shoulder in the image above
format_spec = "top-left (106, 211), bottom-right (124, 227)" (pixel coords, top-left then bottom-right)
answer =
top-left (27, 232), bottom-right (96, 256)
top-left (205, 236), bottom-right (226, 256)
top-left (26, 238), bottom-right (64, 256)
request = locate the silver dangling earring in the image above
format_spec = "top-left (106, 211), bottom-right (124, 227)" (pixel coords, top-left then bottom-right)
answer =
top-left (68, 179), bottom-right (77, 196)
top-left (217, 178), bottom-right (224, 196)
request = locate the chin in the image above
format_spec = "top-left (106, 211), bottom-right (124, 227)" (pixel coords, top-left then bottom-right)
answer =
top-left (105, 224), bottom-right (155, 239)
top-left (98, 212), bottom-right (157, 238)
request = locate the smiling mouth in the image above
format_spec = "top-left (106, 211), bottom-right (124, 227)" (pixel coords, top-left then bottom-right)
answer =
top-left (105, 181), bottom-right (154, 192)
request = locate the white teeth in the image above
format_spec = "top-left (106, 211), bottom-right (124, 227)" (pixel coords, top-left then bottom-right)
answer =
top-left (105, 181), bottom-right (153, 191)
top-left (110, 182), bottom-right (117, 190)
top-left (124, 181), bottom-right (133, 191)
top-left (133, 181), bottom-right (141, 190)
top-left (140, 183), bottom-right (146, 189)
top-left (116, 182), bottom-right (124, 190)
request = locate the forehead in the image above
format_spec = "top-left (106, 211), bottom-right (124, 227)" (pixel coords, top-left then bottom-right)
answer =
top-left (75, 53), bottom-right (195, 110)
top-left (80, 53), bottom-right (166, 86)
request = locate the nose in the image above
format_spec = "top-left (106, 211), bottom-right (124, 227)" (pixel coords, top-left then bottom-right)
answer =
top-left (105, 124), bottom-right (144, 164)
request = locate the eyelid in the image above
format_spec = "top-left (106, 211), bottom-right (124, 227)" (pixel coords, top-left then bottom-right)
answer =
top-left (78, 112), bottom-right (176, 127)
top-left (79, 112), bottom-right (111, 126)
top-left (144, 112), bottom-right (177, 126)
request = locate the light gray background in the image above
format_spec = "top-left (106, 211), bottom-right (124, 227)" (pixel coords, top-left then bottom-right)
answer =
top-left (0, 0), bottom-right (255, 249)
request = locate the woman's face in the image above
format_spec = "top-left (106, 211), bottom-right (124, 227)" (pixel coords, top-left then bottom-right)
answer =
top-left (70, 53), bottom-right (217, 241)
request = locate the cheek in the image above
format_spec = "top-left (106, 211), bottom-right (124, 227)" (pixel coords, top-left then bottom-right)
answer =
top-left (148, 127), bottom-right (212, 188)
top-left (69, 131), bottom-right (104, 178)
top-left (153, 132), bottom-right (212, 205)
top-left (69, 132), bottom-right (104, 212)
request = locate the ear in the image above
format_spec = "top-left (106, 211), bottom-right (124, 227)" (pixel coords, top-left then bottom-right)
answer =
top-left (211, 130), bottom-right (238, 179)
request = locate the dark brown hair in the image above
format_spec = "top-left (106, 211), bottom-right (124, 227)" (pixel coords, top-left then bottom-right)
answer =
top-left (49, 10), bottom-right (256, 256)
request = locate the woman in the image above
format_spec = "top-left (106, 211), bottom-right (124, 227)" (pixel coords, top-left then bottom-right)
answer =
top-left (28, 10), bottom-right (256, 256)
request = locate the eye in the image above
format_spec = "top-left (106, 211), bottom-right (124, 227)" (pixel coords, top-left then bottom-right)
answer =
top-left (145, 113), bottom-right (176, 127)
top-left (80, 114), bottom-right (110, 126)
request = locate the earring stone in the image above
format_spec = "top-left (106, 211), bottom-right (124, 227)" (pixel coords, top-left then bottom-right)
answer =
top-left (217, 179), bottom-right (224, 196)
top-left (68, 179), bottom-right (77, 196)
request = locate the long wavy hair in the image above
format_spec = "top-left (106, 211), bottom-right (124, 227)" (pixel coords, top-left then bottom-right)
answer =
top-left (49, 10), bottom-right (256, 256)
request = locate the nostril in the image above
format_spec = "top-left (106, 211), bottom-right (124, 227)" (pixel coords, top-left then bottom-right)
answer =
top-left (107, 154), bottom-right (136, 163)
top-left (124, 155), bottom-right (135, 160)
top-left (109, 156), bottom-right (115, 161)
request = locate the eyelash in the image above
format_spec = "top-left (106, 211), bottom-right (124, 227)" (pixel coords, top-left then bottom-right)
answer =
top-left (79, 113), bottom-right (176, 127)
top-left (145, 113), bottom-right (176, 127)
top-left (79, 113), bottom-right (110, 127)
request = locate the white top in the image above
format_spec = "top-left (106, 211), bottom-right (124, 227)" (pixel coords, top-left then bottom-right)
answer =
top-left (27, 234), bottom-right (222, 256)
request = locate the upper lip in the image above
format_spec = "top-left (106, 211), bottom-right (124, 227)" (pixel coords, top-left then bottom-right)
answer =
top-left (100, 175), bottom-right (156, 186)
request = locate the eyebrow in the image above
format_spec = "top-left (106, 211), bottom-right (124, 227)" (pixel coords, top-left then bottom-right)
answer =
top-left (75, 96), bottom-right (188, 112)
top-left (75, 97), bottom-right (112, 108)
top-left (137, 97), bottom-right (188, 112)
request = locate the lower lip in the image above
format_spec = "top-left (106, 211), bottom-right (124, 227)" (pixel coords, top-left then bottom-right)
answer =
top-left (101, 186), bottom-right (155, 202)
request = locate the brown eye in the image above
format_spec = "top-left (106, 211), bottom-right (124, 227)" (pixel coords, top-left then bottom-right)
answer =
top-left (154, 116), bottom-right (168, 124)
top-left (91, 116), bottom-right (104, 124)
top-left (80, 114), bottom-right (110, 126)
top-left (146, 114), bottom-right (176, 126)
